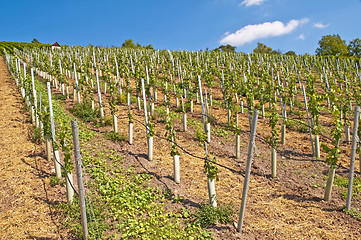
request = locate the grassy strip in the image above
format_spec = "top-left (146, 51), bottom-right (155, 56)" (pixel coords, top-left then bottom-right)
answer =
top-left (57, 146), bottom-right (214, 239)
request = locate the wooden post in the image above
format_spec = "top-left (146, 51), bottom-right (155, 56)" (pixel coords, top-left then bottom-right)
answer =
top-left (71, 120), bottom-right (88, 240)
top-left (237, 110), bottom-right (259, 232)
top-left (346, 106), bottom-right (360, 209)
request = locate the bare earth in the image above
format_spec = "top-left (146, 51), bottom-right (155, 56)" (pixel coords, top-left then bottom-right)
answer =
top-left (0, 56), bottom-right (61, 239)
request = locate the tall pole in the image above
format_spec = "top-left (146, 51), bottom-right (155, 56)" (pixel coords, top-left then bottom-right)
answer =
top-left (71, 120), bottom-right (88, 240)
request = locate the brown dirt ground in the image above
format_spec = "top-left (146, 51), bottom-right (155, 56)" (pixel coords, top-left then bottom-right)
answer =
top-left (0, 56), bottom-right (65, 239)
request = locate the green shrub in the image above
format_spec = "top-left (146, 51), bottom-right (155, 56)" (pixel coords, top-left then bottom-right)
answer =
top-left (344, 207), bottom-right (361, 221)
top-left (117, 93), bottom-right (127, 104)
top-left (49, 176), bottom-right (63, 186)
top-left (53, 94), bottom-right (67, 101)
top-left (334, 175), bottom-right (361, 199)
top-left (69, 102), bottom-right (99, 123)
top-left (105, 132), bottom-right (126, 142)
top-left (193, 202), bottom-right (236, 227)
top-left (103, 116), bottom-right (113, 126)
top-left (28, 125), bottom-right (43, 144)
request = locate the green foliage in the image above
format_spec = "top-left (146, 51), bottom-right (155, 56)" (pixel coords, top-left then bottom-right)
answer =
top-left (321, 101), bottom-right (343, 168)
top-left (53, 93), bottom-right (67, 101)
top-left (108, 81), bottom-right (117, 115)
top-left (147, 116), bottom-right (155, 137)
top-left (31, 38), bottom-right (40, 43)
top-left (196, 128), bottom-right (207, 143)
top-left (103, 116), bottom-right (113, 126)
top-left (265, 103), bottom-right (280, 148)
top-left (121, 39), bottom-right (136, 48)
top-left (165, 113), bottom-right (180, 157)
top-left (128, 109), bottom-right (133, 124)
top-left (0, 41), bottom-right (50, 55)
top-left (27, 125), bottom-right (43, 144)
top-left (285, 51), bottom-right (297, 56)
top-left (105, 132), bottom-right (126, 142)
top-left (344, 208), bottom-right (361, 222)
top-left (253, 42), bottom-right (273, 54)
top-left (285, 119), bottom-right (308, 133)
top-left (348, 38), bottom-right (361, 58)
top-left (57, 148), bottom-right (214, 239)
top-left (153, 106), bottom-right (178, 122)
top-left (306, 73), bottom-right (324, 134)
top-left (50, 176), bottom-right (63, 186)
top-left (213, 128), bottom-right (230, 138)
top-left (316, 34), bottom-right (348, 56)
top-left (58, 123), bottom-right (73, 172)
top-left (214, 44), bottom-right (236, 53)
top-left (56, 195), bottom-right (110, 239)
top-left (334, 175), bottom-right (361, 199)
top-left (69, 102), bottom-right (99, 123)
top-left (121, 39), bottom-right (154, 50)
top-left (117, 92), bottom-right (127, 104)
top-left (193, 202), bottom-right (236, 228)
top-left (172, 195), bottom-right (185, 203)
top-left (321, 143), bottom-right (341, 168)
top-left (204, 156), bottom-right (219, 181)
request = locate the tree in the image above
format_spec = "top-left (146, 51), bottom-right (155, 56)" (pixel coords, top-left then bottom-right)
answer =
top-left (145, 44), bottom-right (154, 50)
top-left (315, 34), bottom-right (348, 57)
top-left (121, 39), bottom-right (154, 50)
top-left (285, 50), bottom-right (296, 56)
top-left (270, 49), bottom-right (282, 55)
top-left (214, 44), bottom-right (236, 52)
top-left (121, 39), bottom-right (136, 48)
top-left (31, 38), bottom-right (40, 43)
top-left (348, 38), bottom-right (361, 58)
top-left (253, 42), bottom-right (272, 54)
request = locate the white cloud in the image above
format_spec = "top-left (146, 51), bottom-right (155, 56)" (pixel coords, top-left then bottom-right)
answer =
top-left (297, 34), bottom-right (305, 40)
top-left (313, 22), bottom-right (329, 29)
top-left (240, 0), bottom-right (266, 7)
top-left (220, 18), bottom-right (309, 46)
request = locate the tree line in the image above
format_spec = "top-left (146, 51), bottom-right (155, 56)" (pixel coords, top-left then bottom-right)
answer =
top-left (213, 34), bottom-right (361, 58)
top-left (5, 35), bottom-right (360, 58)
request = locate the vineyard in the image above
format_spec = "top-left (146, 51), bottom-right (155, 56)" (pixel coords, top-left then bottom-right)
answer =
top-left (2, 44), bottom-right (361, 239)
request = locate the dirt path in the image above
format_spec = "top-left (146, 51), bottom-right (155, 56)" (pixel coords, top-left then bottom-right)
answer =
top-left (0, 56), bottom-right (61, 239)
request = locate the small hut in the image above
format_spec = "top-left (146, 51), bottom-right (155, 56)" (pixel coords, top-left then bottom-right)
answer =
top-left (51, 41), bottom-right (61, 50)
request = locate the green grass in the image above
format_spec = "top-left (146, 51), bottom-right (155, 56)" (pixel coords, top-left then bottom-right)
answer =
top-left (56, 148), bottom-right (214, 239)
top-left (344, 207), bottom-right (361, 221)
top-left (334, 175), bottom-right (361, 199)
top-left (104, 132), bottom-right (126, 142)
top-left (27, 125), bottom-right (43, 144)
top-left (70, 102), bottom-right (99, 123)
top-left (212, 127), bottom-right (231, 140)
top-left (193, 202), bottom-right (236, 228)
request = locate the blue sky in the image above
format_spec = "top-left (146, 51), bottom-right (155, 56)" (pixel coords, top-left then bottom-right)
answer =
top-left (1, 0), bottom-right (361, 54)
